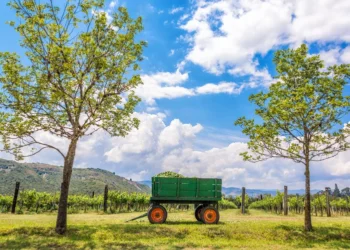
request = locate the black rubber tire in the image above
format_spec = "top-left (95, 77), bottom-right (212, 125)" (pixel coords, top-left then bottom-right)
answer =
top-left (148, 205), bottom-right (167, 224)
top-left (195, 205), bottom-right (204, 222)
top-left (200, 206), bottom-right (220, 224)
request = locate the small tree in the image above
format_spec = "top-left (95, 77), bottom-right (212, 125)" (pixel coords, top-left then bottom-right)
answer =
top-left (235, 44), bottom-right (350, 231)
top-left (0, 0), bottom-right (145, 234)
top-left (333, 184), bottom-right (341, 197)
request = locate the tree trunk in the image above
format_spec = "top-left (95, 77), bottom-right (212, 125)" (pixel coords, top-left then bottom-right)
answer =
top-left (304, 160), bottom-right (312, 231)
top-left (241, 187), bottom-right (245, 214)
top-left (326, 188), bottom-right (331, 217)
top-left (283, 186), bottom-right (288, 216)
top-left (55, 138), bottom-right (78, 235)
top-left (11, 182), bottom-right (20, 214)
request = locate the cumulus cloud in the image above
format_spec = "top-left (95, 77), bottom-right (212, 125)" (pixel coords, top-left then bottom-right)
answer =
top-left (196, 82), bottom-right (244, 95)
top-left (290, 0), bottom-right (350, 44)
top-left (104, 113), bottom-right (202, 164)
top-left (180, 0), bottom-right (291, 77)
top-left (158, 119), bottom-right (203, 150)
top-left (136, 69), bottom-right (251, 105)
top-left (179, 0), bottom-right (350, 86)
top-left (101, 113), bottom-right (350, 189)
top-left (136, 69), bottom-right (194, 105)
top-left (2, 112), bottom-right (350, 189)
top-left (318, 47), bottom-right (350, 67)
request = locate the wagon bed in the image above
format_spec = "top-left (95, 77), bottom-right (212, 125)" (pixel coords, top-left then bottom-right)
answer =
top-left (151, 177), bottom-right (222, 202)
top-left (148, 177), bottom-right (222, 224)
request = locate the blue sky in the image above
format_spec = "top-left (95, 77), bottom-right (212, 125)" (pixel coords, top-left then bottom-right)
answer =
top-left (1, 0), bottom-right (350, 190)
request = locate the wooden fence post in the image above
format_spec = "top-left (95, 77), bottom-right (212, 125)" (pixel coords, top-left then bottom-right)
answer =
top-left (283, 186), bottom-right (288, 216)
top-left (11, 182), bottom-right (20, 214)
top-left (241, 187), bottom-right (245, 214)
top-left (103, 185), bottom-right (108, 213)
top-left (92, 191), bottom-right (95, 198)
top-left (325, 187), bottom-right (331, 217)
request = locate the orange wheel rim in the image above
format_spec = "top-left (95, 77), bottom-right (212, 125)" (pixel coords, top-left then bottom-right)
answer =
top-left (151, 208), bottom-right (164, 222)
top-left (203, 209), bottom-right (217, 223)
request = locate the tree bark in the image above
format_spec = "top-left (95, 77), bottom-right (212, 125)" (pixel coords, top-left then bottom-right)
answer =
top-left (241, 187), bottom-right (245, 214)
top-left (11, 182), bottom-right (20, 214)
top-left (326, 187), bottom-right (331, 217)
top-left (283, 185), bottom-right (288, 216)
top-left (55, 138), bottom-right (78, 235)
top-left (104, 185), bottom-right (108, 213)
top-left (304, 160), bottom-right (312, 231)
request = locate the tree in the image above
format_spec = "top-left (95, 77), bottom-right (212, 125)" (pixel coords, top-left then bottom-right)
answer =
top-left (341, 187), bottom-right (350, 196)
top-left (235, 44), bottom-right (350, 231)
top-left (0, 0), bottom-right (145, 234)
top-left (333, 184), bottom-right (341, 197)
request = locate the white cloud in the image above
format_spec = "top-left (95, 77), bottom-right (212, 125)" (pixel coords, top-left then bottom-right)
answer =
top-left (136, 69), bottom-right (251, 105)
top-left (101, 113), bottom-right (350, 189)
top-left (290, 0), bottom-right (350, 44)
top-left (169, 49), bottom-right (175, 56)
top-left (142, 69), bottom-right (188, 86)
top-left (179, 14), bottom-right (190, 22)
top-left (158, 119), bottom-right (203, 150)
top-left (180, 0), bottom-right (291, 78)
top-left (108, 1), bottom-right (117, 10)
top-left (180, 0), bottom-right (350, 86)
top-left (105, 112), bottom-right (168, 163)
top-left (340, 47), bottom-right (350, 63)
top-left (2, 113), bottom-right (350, 189)
top-left (136, 69), bottom-right (193, 105)
top-left (196, 82), bottom-right (244, 95)
top-left (104, 113), bottom-right (203, 166)
top-left (319, 46), bottom-right (350, 67)
top-left (169, 7), bottom-right (184, 14)
top-left (146, 106), bottom-right (158, 113)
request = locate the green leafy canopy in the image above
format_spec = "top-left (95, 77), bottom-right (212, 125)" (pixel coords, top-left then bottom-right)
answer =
top-left (0, 0), bottom-right (146, 160)
top-left (235, 44), bottom-right (350, 165)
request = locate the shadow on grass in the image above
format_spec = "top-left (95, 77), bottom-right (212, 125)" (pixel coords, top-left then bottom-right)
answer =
top-left (1, 223), bottom-right (350, 249)
top-left (0, 224), bottom-right (190, 249)
top-left (275, 224), bottom-right (350, 249)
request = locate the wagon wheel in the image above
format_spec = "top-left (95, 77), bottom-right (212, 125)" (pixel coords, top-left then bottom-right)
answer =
top-left (200, 206), bottom-right (219, 224)
top-left (195, 205), bottom-right (204, 222)
top-left (148, 205), bottom-right (167, 224)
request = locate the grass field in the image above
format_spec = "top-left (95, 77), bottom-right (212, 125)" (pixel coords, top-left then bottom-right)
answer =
top-left (0, 209), bottom-right (349, 249)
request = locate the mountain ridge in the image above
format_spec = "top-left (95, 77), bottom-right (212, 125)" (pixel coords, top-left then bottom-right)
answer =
top-left (0, 158), bottom-right (150, 195)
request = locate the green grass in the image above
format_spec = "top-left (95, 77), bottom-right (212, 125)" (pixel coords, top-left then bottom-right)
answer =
top-left (0, 210), bottom-right (349, 249)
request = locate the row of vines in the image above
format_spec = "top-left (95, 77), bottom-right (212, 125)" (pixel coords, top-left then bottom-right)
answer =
top-left (248, 191), bottom-right (350, 216)
top-left (0, 190), bottom-right (237, 213)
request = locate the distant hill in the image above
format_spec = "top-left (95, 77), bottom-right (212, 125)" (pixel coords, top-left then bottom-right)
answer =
top-left (138, 181), bottom-right (320, 196)
top-left (138, 180), bottom-right (152, 188)
top-left (0, 158), bottom-right (150, 195)
top-left (222, 187), bottom-right (321, 197)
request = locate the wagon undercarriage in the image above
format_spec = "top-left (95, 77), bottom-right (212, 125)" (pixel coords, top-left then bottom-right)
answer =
top-left (147, 201), bottom-right (220, 224)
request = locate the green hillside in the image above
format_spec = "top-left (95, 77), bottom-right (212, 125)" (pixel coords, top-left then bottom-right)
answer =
top-left (0, 158), bottom-right (150, 195)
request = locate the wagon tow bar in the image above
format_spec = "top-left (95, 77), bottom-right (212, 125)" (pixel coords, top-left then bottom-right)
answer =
top-left (125, 212), bottom-right (148, 222)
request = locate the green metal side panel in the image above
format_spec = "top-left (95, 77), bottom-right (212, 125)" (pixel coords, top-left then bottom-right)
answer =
top-left (151, 177), bottom-right (222, 201)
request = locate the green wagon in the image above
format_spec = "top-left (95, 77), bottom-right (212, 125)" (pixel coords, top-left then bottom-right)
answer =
top-left (148, 177), bottom-right (222, 224)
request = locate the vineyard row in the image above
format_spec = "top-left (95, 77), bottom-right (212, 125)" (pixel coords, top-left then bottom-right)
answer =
top-left (0, 189), bottom-right (237, 214)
